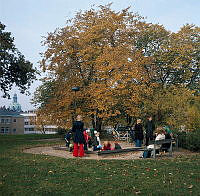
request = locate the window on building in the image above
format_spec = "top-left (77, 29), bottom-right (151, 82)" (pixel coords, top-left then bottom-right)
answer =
top-left (13, 119), bottom-right (16, 122)
top-left (5, 119), bottom-right (11, 124)
top-left (13, 129), bottom-right (16, 133)
top-left (5, 127), bottom-right (9, 133)
top-left (24, 122), bottom-right (29, 125)
top-left (1, 119), bottom-right (4, 123)
top-left (0, 127), bottom-right (4, 133)
top-left (0, 127), bottom-right (10, 134)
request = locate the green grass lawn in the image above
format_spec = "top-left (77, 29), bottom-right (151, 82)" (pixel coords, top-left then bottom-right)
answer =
top-left (0, 134), bottom-right (199, 196)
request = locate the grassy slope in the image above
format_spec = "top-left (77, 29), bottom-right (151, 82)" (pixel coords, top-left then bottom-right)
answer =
top-left (0, 134), bottom-right (199, 196)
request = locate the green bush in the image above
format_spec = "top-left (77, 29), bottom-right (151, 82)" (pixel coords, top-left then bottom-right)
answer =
top-left (177, 130), bottom-right (200, 152)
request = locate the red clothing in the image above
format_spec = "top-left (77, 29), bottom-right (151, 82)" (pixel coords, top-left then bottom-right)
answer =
top-left (83, 131), bottom-right (90, 143)
top-left (73, 143), bottom-right (84, 157)
top-left (102, 143), bottom-right (111, 151)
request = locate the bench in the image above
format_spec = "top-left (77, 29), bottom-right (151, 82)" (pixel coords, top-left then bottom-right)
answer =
top-left (97, 147), bottom-right (144, 155)
top-left (148, 139), bottom-right (176, 158)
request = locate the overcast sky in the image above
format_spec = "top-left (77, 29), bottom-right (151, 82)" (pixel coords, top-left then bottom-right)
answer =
top-left (0, 0), bottom-right (200, 111)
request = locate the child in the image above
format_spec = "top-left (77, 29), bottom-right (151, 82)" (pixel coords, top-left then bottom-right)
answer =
top-left (64, 130), bottom-right (72, 148)
top-left (114, 142), bottom-right (122, 150)
top-left (92, 131), bottom-right (102, 151)
top-left (102, 141), bottom-right (112, 151)
top-left (83, 129), bottom-right (91, 151)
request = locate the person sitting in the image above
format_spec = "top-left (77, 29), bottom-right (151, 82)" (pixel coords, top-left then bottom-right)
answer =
top-left (163, 125), bottom-right (173, 138)
top-left (92, 131), bottom-right (102, 151)
top-left (142, 127), bottom-right (165, 158)
top-left (114, 142), bottom-right (122, 150)
top-left (102, 141), bottom-right (112, 151)
top-left (147, 127), bottom-right (165, 150)
top-left (161, 127), bottom-right (172, 152)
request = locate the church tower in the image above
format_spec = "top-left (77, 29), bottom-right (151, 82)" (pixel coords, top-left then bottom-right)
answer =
top-left (9, 93), bottom-right (22, 112)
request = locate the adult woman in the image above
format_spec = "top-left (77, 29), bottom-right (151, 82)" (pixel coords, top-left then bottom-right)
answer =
top-left (72, 115), bottom-right (85, 157)
top-left (147, 127), bottom-right (165, 150)
top-left (142, 127), bottom-right (165, 158)
top-left (134, 119), bottom-right (144, 147)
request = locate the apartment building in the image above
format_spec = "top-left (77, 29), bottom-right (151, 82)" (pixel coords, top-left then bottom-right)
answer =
top-left (0, 108), bottom-right (24, 134)
top-left (1, 94), bottom-right (58, 134)
top-left (21, 110), bottom-right (58, 134)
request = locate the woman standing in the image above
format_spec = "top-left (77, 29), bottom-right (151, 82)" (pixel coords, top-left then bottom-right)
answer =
top-left (72, 115), bottom-right (85, 157)
top-left (134, 119), bottom-right (144, 147)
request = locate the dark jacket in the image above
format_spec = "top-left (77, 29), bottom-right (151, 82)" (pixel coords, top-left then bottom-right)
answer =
top-left (92, 136), bottom-right (99, 146)
top-left (72, 121), bottom-right (85, 144)
top-left (65, 131), bottom-right (72, 141)
top-left (134, 123), bottom-right (144, 140)
top-left (145, 120), bottom-right (155, 138)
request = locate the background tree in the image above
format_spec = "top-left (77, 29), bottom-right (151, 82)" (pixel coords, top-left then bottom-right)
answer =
top-left (34, 5), bottom-right (199, 131)
top-left (35, 5), bottom-right (151, 130)
top-left (134, 23), bottom-right (200, 127)
top-left (0, 22), bottom-right (37, 97)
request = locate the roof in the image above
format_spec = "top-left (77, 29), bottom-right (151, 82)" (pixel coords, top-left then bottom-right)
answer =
top-left (0, 108), bottom-right (23, 117)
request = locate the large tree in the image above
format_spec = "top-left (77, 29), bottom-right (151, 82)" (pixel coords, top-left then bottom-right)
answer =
top-left (34, 5), bottom-right (199, 130)
top-left (134, 23), bottom-right (200, 125)
top-left (34, 5), bottom-right (151, 129)
top-left (0, 22), bottom-right (37, 97)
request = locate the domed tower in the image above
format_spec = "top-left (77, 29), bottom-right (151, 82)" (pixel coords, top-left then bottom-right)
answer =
top-left (13, 93), bottom-right (17, 103)
top-left (9, 93), bottom-right (22, 112)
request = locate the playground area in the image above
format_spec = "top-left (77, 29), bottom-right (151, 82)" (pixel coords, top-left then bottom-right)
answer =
top-left (23, 140), bottom-right (196, 160)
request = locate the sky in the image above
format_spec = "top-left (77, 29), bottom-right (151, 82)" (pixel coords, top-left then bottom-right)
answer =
top-left (0, 0), bottom-right (200, 111)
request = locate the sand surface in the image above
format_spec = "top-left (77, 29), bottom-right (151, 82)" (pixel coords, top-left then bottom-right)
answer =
top-left (23, 141), bottom-right (197, 160)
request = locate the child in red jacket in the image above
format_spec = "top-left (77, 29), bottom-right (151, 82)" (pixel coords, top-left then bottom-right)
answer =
top-left (102, 141), bottom-right (112, 151)
top-left (83, 129), bottom-right (91, 151)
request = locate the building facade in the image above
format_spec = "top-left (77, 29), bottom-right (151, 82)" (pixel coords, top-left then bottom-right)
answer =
top-left (21, 110), bottom-right (37, 134)
top-left (21, 110), bottom-right (58, 134)
top-left (0, 108), bottom-right (24, 134)
top-left (0, 94), bottom-right (58, 135)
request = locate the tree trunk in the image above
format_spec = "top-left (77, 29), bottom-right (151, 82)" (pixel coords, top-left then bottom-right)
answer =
top-left (96, 117), bottom-right (103, 132)
top-left (156, 109), bottom-right (163, 124)
top-left (91, 114), bottom-right (96, 129)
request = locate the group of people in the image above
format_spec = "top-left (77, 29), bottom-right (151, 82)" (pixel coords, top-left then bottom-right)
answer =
top-left (130, 116), bottom-right (173, 148)
top-left (130, 116), bottom-right (155, 148)
top-left (65, 115), bottom-right (122, 157)
top-left (129, 116), bottom-right (173, 158)
top-left (66, 114), bottom-right (173, 158)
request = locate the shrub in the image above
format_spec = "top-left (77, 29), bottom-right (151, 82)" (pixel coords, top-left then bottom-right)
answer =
top-left (177, 130), bottom-right (200, 152)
